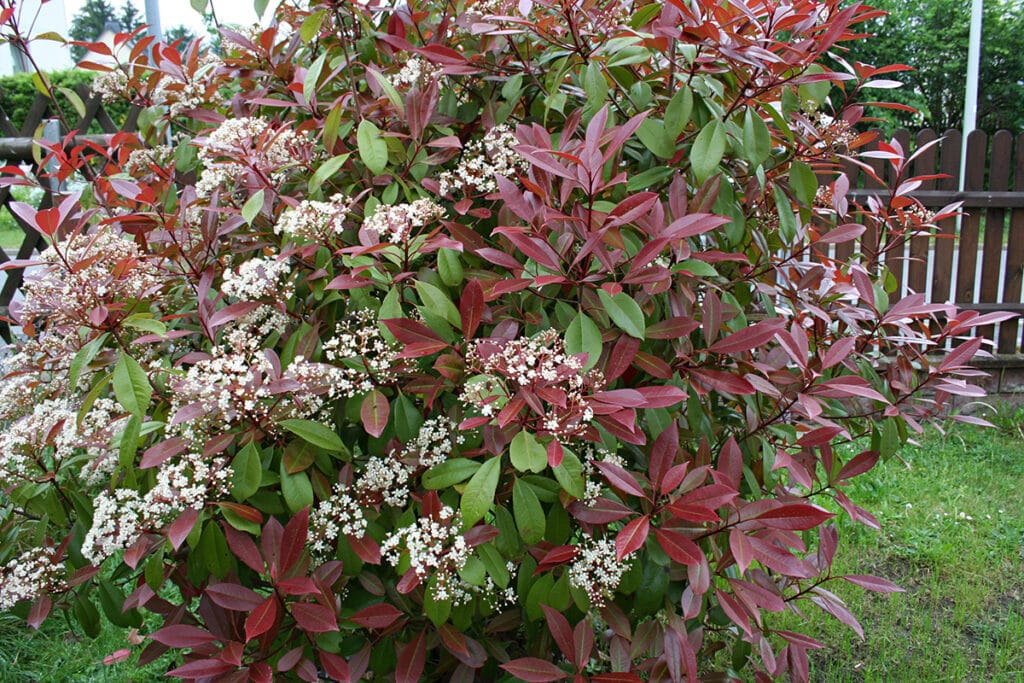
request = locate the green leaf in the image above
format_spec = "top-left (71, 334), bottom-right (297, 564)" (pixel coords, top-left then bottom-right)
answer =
top-left (742, 109), bottom-right (771, 167)
top-left (199, 522), bottom-right (232, 579)
top-left (113, 353), bottom-right (152, 418)
top-left (393, 393), bottom-right (423, 443)
top-left (423, 458), bottom-right (481, 490)
top-left (583, 60), bottom-right (607, 110)
top-left (552, 448), bottom-right (586, 499)
top-left (437, 248), bottom-right (463, 287)
top-left (425, 578), bottom-right (452, 627)
top-left (308, 154), bottom-right (349, 197)
top-left (300, 10), bottom-right (327, 43)
top-left (232, 443), bottom-right (263, 502)
top-left (598, 289), bottom-right (646, 339)
top-left (626, 165), bottom-right (674, 191)
top-left (674, 259), bottom-right (719, 278)
top-left (510, 430), bottom-right (547, 474)
top-left (636, 119), bottom-right (676, 159)
top-left (68, 334), bottom-right (107, 390)
top-left (461, 455), bottom-right (501, 526)
top-left (415, 280), bottom-right (460, 328)
top-left (789, 160), bottom-right (817, 206)
top-left (478, 543), bottom-right (510, 589)
top-left (190, 0), bottom-right (208, 11)
top-left (242, 189), bottom-right (264, 226)
top-left (773, 183), bottom-right (798, 244)
top-left (279, 419), bottom-right (346, 453)
top-left (664, 86), bottom-right (693, 138)
top-left (691, 119), bottom-right (726, 184)
top-left (565, 311), bottom-right (603, 370)
top-left (57, 87), bottom-right (86, 119)
top-left (253, 0), bottom-right (270, 18)
top-left (357, 119), bottom-right (388, 175)
top-left (304, 53), bottom-right (326, 107)
top-left (280, 460), bottom-right (314, 513)
top-left (122, 314), bottom-right (166, 336)
top-left (512, 478), bottom-right (545, 545)
top-left (118, 414), bottom-right (141, 475)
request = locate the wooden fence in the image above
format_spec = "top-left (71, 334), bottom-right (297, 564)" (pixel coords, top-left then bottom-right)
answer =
top-left (0, 100), bottom-right (1021, 358)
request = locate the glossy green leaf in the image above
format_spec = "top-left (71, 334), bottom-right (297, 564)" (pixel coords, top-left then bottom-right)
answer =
top-left (242, 189), bottom-right (264, 226)
top-left (232, 443), bottom-right (263, 502)
top-left (461, 455), bottom-right (501, 526)
top-left (113, 353), bottom-right (152, 418)
top-left (691, 119), bottom-right (726, 183)
top-left (513, 478), bottom-right (545, 545)
top-left (308, 154), bottom-right (349, 196)
top-left (510, 430), bottom-right (547, 474)
top-left (636, 119), bottom-right (676, 159)
top-left (280, 461), bottom-right (314, 513)
top-left (742, 109), bottom-right (771, 167)
top-left (416, 280), bottom-right (460, 328)
top-left (552, 448), bottom-right (586, 500)
top-left (665, 85), bottom-right (694, 137)
top-left (68, 333), bottom-right (107, 390)
top-left (357, 119), bottom-right (388, 175)
top-left (424, 458), bottom-right (481, 490)
top-left (566, 311), bottom-right (603, 370)
top-left (598, 289), bottom-right (646, 339)
top-left (279, 419), bottom-right (346, 453)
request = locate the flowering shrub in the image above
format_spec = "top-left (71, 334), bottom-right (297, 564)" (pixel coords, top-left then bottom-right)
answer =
top-left (0, 1), bottom-right (1010, 681)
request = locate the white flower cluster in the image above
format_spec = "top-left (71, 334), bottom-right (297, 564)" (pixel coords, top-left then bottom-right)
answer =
top-left (437, 125), bottom-right (526, 196)
top-left (462, 329), bottom-right (597, 435)
top-left (222, 305), bottom-right (290, 352)
top-left (20, 231), bottom-right (161, 332)
top-left (221, 256), bottom-right (294, 301)
top-left (0, 353), bottom-right (40, 421)
top-left (321, 310), bottom-right (400, 398)
top-left (448, 560), bottom-right (518, 608)
top-left (122, 145), bottom-right (175, 176)
top-left (356, 457), bottom-right (412, 507)
top-left (580, 444), bottom-right (626, 505)
top-left (361, 199), bottom-right (446, 243)
top-left (83, 452), bottom-right (231, 564)
top-left (568, 537), bottom-right (631, 608)
top-left (75, 397), bottom-right (129, 486)
top-left (388, 56), bottom-right (443, 89)
top-left (195, 117), bottom-right (309, 195)
top-left (92, 68), bottom-right (129, 103)
top-left (411, 415), bottom-right (465, 469)
top-left (152, 56), bottom-right (223, 117)
top-left (0, 399), bottom-right (78, 488)
top-left (195, 163), bottom-right (246, 197)
top-left (381, 505), bottom-right (469, 601)
top-left (0, 546), bottom-right (66, 610)
top-left (309, 483), bottom-right (367, 561)
top-left (275, 194), bottom-right (350, 240)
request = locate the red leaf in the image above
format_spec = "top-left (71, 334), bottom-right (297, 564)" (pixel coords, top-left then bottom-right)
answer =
top-left (708, 319), bottom-right (784, 355)
top-left (223, 524), bottom-right (264, 574)
top-left (139, 436), bottom-right (189, 469)
top-left (573, 618), bottom-right (594, 671)
top-left (279, 507), bottom-right (309, 576)
top-left (347, 533), bottom-right (382, 564)
top-left (568, 498), bottom-right (634, 524)
top-left (547, 439), bottom-right (564, 468)
top-left (460, 279), bottom-right (484, 339)
top-left (325, 273), bottom-right (374, 290)
top-left (277, 577), bottom-right (320, 596)
top-left (633, 385), bottom-right (687, 408)
top-left (500, 657), bottom-right (570, 682)
top-left (603, 336), bottom-right (639, 383)
top-left (168, 507), bottom-right (200, 551)
top-left (591, 675), bottom-right (643, 682)
top-left (816, 223), bottom-right (865, 244)
top-left (27, 596), bottom-right (51, 629)
top-left (649, 424), bottom-right (679, 492)
top-left (841, 574), bottom-right (904, 593)
top-left (166, 660), bottom-right (235, 679)
top-left (755, 504), bottom-right (834, 531)
top-left (653, 527), bottom-right (703, 566)
top-left (542, 606), bottom-right (576, 666)
top-left (319, 651), bottom-right (351, 682)
top-left (291, 602), bottom-right (339, 633)
top-left (395, 631), bottom-right (427, 683)
top-left (149, 624), bottom-right (220, 648)
top-left (348, 603), bottom-right (404, 630)
top-left (383, 318), bottom-right (448, 356)
top-left (208, 301), bottom-right (261, 330)
top-left (535, 545), bottom-right (579, 573)
top-left (206, 583), bottom-right (264, 611)
top-left (837, 450), bottom-right (880, 481)
top-left (360, 390), bottom-right (390, 438)
top-left (245, 596), bottom-right (279, 642)
top-left (615, 515), bottom-right (650, 560)
top-left (593, 461), bottom-right (647, 499)
top-left (689, 368), bottom-right (756, 395)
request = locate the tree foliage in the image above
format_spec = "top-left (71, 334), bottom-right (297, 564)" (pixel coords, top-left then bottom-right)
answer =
top-left (0, 1), bottom-right (1007, 681)
top-left (68, 0), bottom-right (145, 62)
top-left (844, 0), bottom-right (1024, 132)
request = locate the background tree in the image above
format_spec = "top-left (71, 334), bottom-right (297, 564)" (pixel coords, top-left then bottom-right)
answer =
top-left (68, 0), bottom-right (145, 62)
top-left (844, 0), bottom-right (1024, 132)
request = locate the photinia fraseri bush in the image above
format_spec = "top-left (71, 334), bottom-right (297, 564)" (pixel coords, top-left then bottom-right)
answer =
top-left (0, 0), bottom-right (1010, 681)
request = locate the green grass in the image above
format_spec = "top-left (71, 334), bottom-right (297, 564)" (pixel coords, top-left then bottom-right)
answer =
top-left (0, 426), bottom-right (1021, 681)
top-left (774, 424), bottom-right (1024, 682)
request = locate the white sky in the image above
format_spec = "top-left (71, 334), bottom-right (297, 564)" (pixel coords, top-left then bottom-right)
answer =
top-left (64, 0), bottom-right (261, 36)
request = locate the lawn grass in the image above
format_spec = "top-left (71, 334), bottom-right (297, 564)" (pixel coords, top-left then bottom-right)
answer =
top-left (0, 425), bottom-right (1020, 681)
top-left (777, 423), bottom-right (1024, 682)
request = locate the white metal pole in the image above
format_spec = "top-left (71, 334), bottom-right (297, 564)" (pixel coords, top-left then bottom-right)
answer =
top-left (960, 0), bottom-right (983, 191)
top-left (144, 0), bottom-right (163, 41)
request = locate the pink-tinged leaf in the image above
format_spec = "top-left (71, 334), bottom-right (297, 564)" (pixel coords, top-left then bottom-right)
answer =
top-left (590, 675), bottom-right (644, 683)
top-left (812, 591), bottom-right (864, 638)
top-left (397, 567), bottom-right (421, 594)
top-left (459, 279), bottom-right (484, 339)
top-left (536, 545), bottom-right (579, 573)
top-left (291, 602), bottom-right (339, 633)
top-left (603, 336), bottom-right (640, 383)
top-left (708, 320), bottom-right (784, 355)
top-left (593, 461), bottom-right (647, 499)
top-left (166, 660), bottom-right (235, 679)
top-left (717, 437), bottom-right (743, 490)
top-left (279, 507), bottom-right (309, 576)
top-left (547, 439), bottom-right (564, 468)
top-left (223, 524), bottom-right (264, 574)
top-left (245, 596), bottom-right (278, 642)
top-left (27, 595), bottom-right (51, 629)
top-left (649, 425), bottom-right (679, 493)
top-left (716, 589), bottom-right (754, 637)
top-left (168, 507), bottom-right (200, 551)
top-left (810, 376), bottom-right (888, 403)
top-left (395, 631), bottom-right (427, 683)
top-left (816, 223), bottom-right (865, 244)
top-left (348, 603), bottom-right (404, 630)
top-left (615, 515), bottom-right (650, 560)
top-left (139, 436), bottom-right (189, 469)
top-left (500, 657), bottom-right (570, 682)
top-left (939, 337), bottom-right (983, 372)
top-left (841, 574), bottom-right (905, 593)
top-left (837, 450), bottom-right (880, 481)
top-left (208, 301), bottom-right (261, 330)
top-left (382, 318), bottom-right (448, 356)
top-left (820, 337), bottom-right (856, 369)
top-left (206, 583), bottom-right (264, 611)
top-left (633, 385), bottom-right (687, 408)
top-left (277, 577), bottom-right (319, 596)
top-left (542, 605), bottom-right (576, 665)
top-left (150, 624), bottom-right (220, 648)
top-left (776, 630), bottom-right (825, 650)
top-left (654, 527), bottom-right (703, 566)
top-left (278, 646), bottom-right (303, 672)
top-left (689, 368), bottom-right (756, 395)
top-left (319, 651), bottom-right (351, 683)
top-left (647, 316), bottom-right (700, 339)
top-left (169, 401), bottom-right (208, 428)
top-left (730, 528), bottom-right (754, 574)
top-left (325, 273), bottom-right (374, 290)
top-left (347, 533), bottom-right (382, 564)
top-left (103, 649), bottom-right (131, 666)
top-left (250, 662), bottom-right (273, 683)
top-left (360, 390), bottom-right (390, 438)
top-left (755, 504), bottom-right (834, 531)
top-left (573, 618), bottom-right (594, 670)
top-left (568, 498), bottom-right (634, 524)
